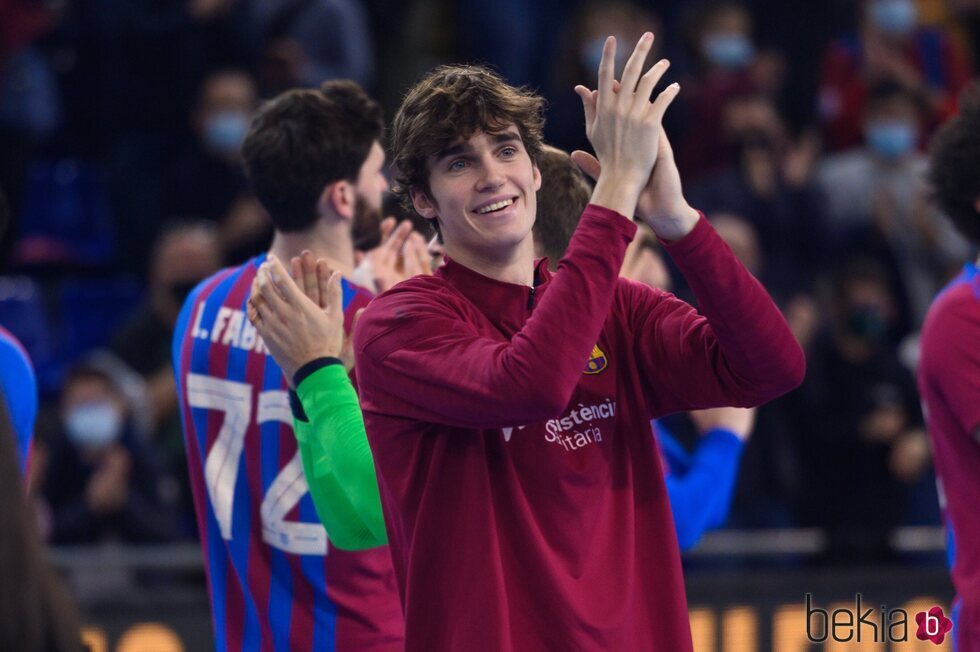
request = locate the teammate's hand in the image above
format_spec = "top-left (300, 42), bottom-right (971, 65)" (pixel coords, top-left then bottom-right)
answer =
top-left (356, 218), bottom-right (433, 293)
top-left (689, 407), bottom-right (757, 442)
top-left (574, 33), bottom-right (680, 221)
top-left (247, 255), bottom-right (344, 384)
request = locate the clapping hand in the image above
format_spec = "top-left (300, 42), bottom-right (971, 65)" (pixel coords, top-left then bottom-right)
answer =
top-left (572, 33), bottom-right (699, 241)
top-left (247, 254), bottom-right (346, 384)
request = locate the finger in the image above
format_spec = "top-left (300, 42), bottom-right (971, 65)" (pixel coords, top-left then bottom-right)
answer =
top-left (570, 150), bottom-right (601, 181)
top-left (401, 238), bottom-right (422, 278)
top-left (411, 233), bottom-right (433, 275)
top-left (300, 250), bottom-right (320, 307)
top-left (325, 270), bottom-right (343, 320)
top-left (596, 36), bottom-right (616, 109)
top-left (383, 221), bottom-right (414, 259)
top-left (352, 307), bottom-right (365, 332)
top-left (657, 129), bottom-right (675, 161)
top-left (290, 255), bottom-right (313, 304)
top-left (255, 265), bottom-right (288, 316)
top-left (249, 291), bottom-right (278, 329)
top-left (648, 81), bottom-right (680, 124)
top-left (378, 216), bottom-right (397, 242)
top-left (315, 259), bottom-right (335, 309)
top-left (574, 85), bottom-right (596, 130)
top-left (634, 58), bottom-right (670, 108)
top-left (267, 255), bottom-right (307, 306)
top-left (290, 255), bottom-right (302, 284)
top-left (619, 32), bottom-right (654, 99)
top-left (246, 297), bottom-right (261, 325)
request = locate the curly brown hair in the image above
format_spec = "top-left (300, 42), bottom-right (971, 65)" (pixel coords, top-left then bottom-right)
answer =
top-left (390, 65), bottom-right (546, 217)
top-left (242, 80), bottom-right (383, 233)
top-left (929, 80), bottom-right (980, 245)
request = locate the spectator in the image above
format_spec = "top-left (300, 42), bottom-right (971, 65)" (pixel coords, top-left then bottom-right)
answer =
top-left (687, 91), bottom-right (827, 304)
top-left (110, 221), bottom-right (220, 531)
top-left (253, 0), bottom-right (374, 95)
top-left (169, 70), bottom-right (257, 222)
top-left (817, 82), bottom-right (971, 329)
top-left (676, 1), bottom-right (788, 180)
top-left (799, 258), bottom-right (932, 562)
top-left (547, 1), bottom-right (663, 154)
top-left (41, 358), bottom-right (181, 544)
top-left (168, 69), bottom-right (271, 264)
top-left (819, 0), bottom-right (972, 151)
top-left (0, 400), bottom-right (84, 652)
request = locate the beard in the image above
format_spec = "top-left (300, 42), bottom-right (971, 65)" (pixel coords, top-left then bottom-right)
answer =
top-left (351, 195), bottom-right (385, 251)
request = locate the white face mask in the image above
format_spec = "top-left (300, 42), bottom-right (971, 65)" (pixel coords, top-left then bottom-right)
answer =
top-left (65, 402), bottom-right (123, 448)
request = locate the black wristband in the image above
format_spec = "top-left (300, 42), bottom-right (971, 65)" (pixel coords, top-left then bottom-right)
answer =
top-left (289, 390), bottom-right (309, 422)
top-left (292, 357), bottom-right (344, 389)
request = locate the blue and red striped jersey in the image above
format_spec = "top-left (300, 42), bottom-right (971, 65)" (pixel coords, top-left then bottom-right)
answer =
top-left (0, 324), bottom-right (37, 474)
top-left (172, 255), bottom-right (403, 652)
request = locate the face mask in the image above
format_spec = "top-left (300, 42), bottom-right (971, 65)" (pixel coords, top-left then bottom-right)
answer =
top-left (204, 111), bottom-right (249, 156)
top-left (866, 120), bottom-right (917, 159)
top-left (869, 0), bottom-right (918, 36)
top-left (846, 306), bottom-right (888, 341)
top-left (702, 34), bottom-right (754, 69)
top-left (65, 402), bottom-right (123, 448)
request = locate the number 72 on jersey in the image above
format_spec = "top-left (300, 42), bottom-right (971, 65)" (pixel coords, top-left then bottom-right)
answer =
top-left (185, 373), bottom-right (328, 555)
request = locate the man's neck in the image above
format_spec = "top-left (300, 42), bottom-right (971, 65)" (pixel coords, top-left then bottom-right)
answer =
top-left (268, 222), bottom-right (356, 278)
top-left (446, 237), bottom-right (537, 286)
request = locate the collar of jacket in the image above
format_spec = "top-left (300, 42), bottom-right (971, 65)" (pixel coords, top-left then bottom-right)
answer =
top-left (435, 256), bottom-right (551, 325)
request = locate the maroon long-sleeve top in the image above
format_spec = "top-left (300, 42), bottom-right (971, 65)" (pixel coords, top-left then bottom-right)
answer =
top-left (354, 204), bottom-right (805, 651)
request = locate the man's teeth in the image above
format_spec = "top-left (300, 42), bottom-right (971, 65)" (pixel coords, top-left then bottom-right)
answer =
top-left (476, 198), bottom-right (515, 214)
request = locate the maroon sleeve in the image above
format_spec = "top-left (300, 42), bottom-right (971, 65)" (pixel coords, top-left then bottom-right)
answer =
top-left (354, 204), bottom-right (637, 428)
top-left (629, 215), bottom-right (806, 416)
top-left (921, 301), bottom-right (980, 436)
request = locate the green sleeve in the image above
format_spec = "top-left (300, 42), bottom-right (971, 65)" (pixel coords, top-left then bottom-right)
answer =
top-left (293, 364), bottom-right (388, 550)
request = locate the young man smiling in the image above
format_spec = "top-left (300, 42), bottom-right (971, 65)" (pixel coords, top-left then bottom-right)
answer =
top-left (262, 34), bottom-right (805, 650)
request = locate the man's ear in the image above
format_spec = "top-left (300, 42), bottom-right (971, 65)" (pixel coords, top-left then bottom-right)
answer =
top-left (532, 162), bottom-right (542, 192)
top-left (410, 187), bottom-right (438, 220)
top-left (318, 180), bottom-right (355, 221)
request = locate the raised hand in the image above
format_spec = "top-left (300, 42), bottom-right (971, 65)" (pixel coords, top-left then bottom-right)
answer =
top-left (247, 255), bottom-right (345, 383)
top-left (571, 129), bottom-right (699, 242)
top-left (355, 218), bottom-right (433, 292)
top-left (573, 33), bottom-right (679, 221)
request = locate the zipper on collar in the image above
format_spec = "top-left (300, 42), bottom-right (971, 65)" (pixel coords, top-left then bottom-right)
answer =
top-left (527, 285), bottom-right (536, 310)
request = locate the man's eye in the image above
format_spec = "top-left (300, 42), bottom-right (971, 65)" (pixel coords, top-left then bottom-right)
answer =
top-left (501, 147), bottom-right (517, 157)
top-left (449, 159), bottom-right (468, 171)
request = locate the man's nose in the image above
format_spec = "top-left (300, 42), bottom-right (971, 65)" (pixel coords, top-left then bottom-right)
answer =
top-left (476, 156), bottom-right (506, 191)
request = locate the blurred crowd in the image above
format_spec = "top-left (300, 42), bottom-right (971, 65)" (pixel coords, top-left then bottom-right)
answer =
top-left (1, 0), bottom-right (978, 566)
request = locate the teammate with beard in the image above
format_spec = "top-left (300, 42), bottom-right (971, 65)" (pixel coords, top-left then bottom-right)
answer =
top-left (919, 80), bottom-right (980, 651)
top-left (172, 80), bottom-right (417, 652)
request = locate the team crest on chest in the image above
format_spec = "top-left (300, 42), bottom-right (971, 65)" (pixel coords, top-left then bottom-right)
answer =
top-left (584, 344), bottom-right (608, 375)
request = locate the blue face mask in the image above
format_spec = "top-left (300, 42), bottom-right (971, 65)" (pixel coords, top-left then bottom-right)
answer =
top-left (866, 120), bottom-right (917, 159)
top-left (65, 402), bottom-right (123, 448)
top-left (870, 0), bottom-right (918, 36)
top-left (204, 111), bottom-right (249, 156)
top-left (702, 34), bottom-right (754, 69)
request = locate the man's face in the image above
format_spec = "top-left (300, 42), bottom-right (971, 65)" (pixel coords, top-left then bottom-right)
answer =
top-left (351, 141), bottom-right (388, 238)
top-left (414, 126), bottom-right (542, 263)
